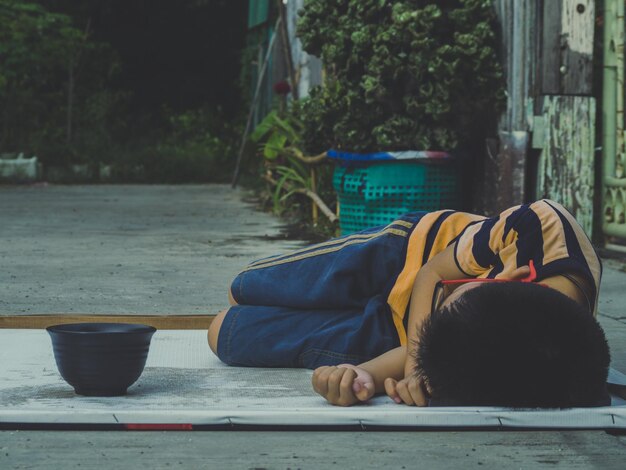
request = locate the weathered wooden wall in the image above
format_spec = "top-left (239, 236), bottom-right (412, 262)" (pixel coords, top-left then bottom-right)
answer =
top-left (486, 0), bottom-right (595, 236)
top-left (534, 0), bottom-right (595, 236)
top-left (540, 0), bottom-right (594, 95)
top-left (536, 96), bottom-right (596, 234)
top-left (479, 0), bottom-right (538, 215)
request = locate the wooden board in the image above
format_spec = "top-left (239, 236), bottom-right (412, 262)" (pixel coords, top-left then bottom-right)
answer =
top-left (0, 314), bottom-right (215, 330)
top-left (536, 95), bottom-right (595, 236)
top-left (477, 0), bottom-right (538, 214)
top-left (540, 0), bottom-right (594, 95)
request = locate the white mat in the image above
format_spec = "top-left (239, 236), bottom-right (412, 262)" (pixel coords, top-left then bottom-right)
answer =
top-left (1, 329), bottom-right (626, 429)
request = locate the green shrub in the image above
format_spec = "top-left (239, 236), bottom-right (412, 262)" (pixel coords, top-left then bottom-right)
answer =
top-left (296, 0), bottom-right (505, 152)
top-left (138, 108), bottom-right (240, 183)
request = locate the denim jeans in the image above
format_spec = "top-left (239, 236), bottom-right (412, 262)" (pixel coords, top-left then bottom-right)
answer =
top-left (217, 212), bottom-right (427, 369)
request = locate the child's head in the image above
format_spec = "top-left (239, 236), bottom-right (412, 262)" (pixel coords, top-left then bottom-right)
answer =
top-left (416, 282), bottom-right (610, 408)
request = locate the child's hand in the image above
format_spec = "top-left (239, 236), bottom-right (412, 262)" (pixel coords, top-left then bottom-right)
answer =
top-left (311, 364), bottom-right (375, 406)
top-left (384, 375), bottom-right (429, 406)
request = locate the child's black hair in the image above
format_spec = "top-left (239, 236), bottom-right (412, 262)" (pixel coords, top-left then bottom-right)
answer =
top-left (415, 282), bottom-right (610, 408)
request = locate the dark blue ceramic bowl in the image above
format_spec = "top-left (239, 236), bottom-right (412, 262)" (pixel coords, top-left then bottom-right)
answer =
top-left (47, 323), bottom-right (156, 396)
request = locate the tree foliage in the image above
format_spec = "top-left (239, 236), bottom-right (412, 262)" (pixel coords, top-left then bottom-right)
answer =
top-left (0, 1), bottom-right (74, 150)
top-left (0, 0), bottom-right (122, 165)
top-left (296, 0), bottom-right (505, 152)
top-left (0, 0), bottom-right (246, 180)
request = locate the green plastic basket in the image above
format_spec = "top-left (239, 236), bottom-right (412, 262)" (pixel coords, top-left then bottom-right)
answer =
top-left (333, 160), bottom-right (459, 234)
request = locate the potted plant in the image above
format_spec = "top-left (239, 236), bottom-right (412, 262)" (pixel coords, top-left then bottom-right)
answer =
top-left (294, 0), bottom-right (505, 233)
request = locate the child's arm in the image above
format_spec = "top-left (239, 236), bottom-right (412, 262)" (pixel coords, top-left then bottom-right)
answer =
top-left (312, 244), bottom-right (469, 407)
top-left (403, 244), bottom-right (468, 376)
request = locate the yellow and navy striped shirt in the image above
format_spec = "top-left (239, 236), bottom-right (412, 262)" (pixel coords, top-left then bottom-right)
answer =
top-left (387, 200), bottom-right (602, 342)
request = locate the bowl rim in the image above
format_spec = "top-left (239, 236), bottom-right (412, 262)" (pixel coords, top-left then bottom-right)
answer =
top-left (46, 322), bottom-right (157, 335)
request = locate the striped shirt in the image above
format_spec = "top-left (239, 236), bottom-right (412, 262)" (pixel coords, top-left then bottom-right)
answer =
top-left (387, 200), bottom-right (602, 342)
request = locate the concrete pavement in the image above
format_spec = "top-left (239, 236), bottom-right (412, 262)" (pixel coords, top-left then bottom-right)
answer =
top-left (0, 184), bottom-right (303, 315)
top-left (1, 184), bottom-right (626, 470)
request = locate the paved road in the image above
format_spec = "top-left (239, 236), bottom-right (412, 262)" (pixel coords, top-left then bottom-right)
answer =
top-left (1, 184), bottom-right (626, 470)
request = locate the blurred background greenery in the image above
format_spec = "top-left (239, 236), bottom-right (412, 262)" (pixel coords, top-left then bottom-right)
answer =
top-left (0, 0), bottom-right (504, 238)
top-left (0, 0), bottom-right (246, 182)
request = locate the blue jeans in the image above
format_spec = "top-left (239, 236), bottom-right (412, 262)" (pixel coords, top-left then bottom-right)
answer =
top-left (216, 212), bottom-right (427, 369)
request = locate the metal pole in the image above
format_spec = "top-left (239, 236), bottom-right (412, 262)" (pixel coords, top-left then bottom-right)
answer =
top-left (602, 0), bottom-right (617, 171)
top-left (602, 0), bottom-right (619, 233)
top-left (231, 17), bottom-right (281, 188)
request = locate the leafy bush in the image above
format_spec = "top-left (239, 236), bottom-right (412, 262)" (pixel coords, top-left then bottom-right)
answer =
top-left (296, 0), bottom-right (505, 152)
top-left (250, 110), bottom-right (313, 213)
top-left (250, 109), bottom-right (335, 215)
top-left (128, 107), bottom-right (240, 183)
